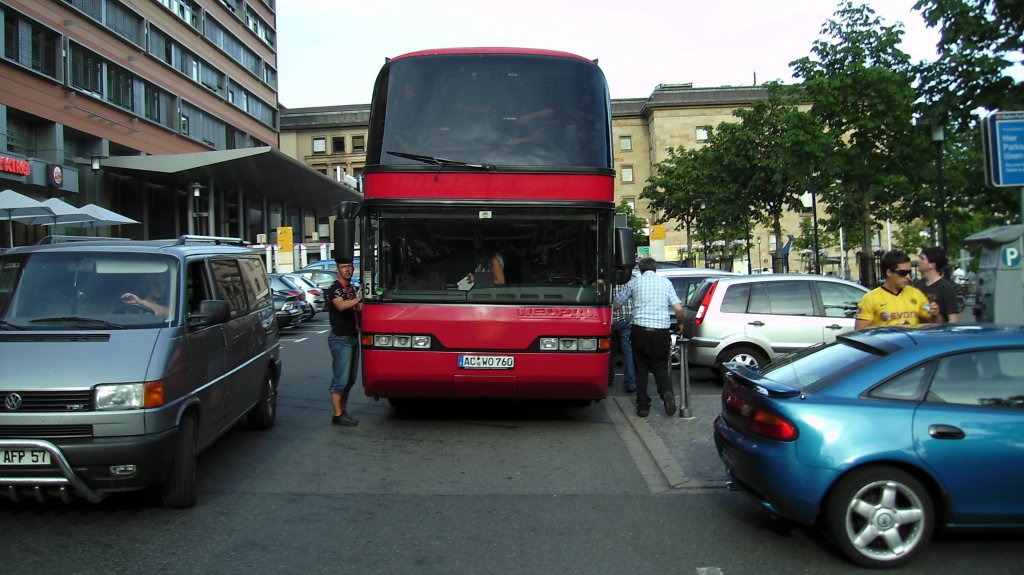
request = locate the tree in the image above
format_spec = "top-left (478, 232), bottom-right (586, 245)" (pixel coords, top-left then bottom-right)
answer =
top-left (791, 1), bottom-right (928, 285)
top-left (914, 0), bottom-right (1024, 129)
top-left (712, 82), bottom-right (834, 271)
top-left (615, 200), bottom-right (649, 247)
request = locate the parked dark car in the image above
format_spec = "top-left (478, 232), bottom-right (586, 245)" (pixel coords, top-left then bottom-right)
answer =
top-left (714, 324), bottom-right (1024, 568)
top-left (273, 290), bottom-right (302, 329)
top-left (269, 273), bottom-right (314, 321)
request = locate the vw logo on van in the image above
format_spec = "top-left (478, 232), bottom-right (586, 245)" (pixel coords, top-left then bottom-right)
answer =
top-left (4, 393), bottom-right (23, 411)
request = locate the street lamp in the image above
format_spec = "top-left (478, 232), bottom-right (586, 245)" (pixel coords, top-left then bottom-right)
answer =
top-left (756, 237), bottom-right (762, 273)
top-left (932, 122), bottom-right (947, 250)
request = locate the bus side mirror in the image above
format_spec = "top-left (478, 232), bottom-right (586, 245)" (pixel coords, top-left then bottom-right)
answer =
top-left (614, 227), bottom-right (635, 270)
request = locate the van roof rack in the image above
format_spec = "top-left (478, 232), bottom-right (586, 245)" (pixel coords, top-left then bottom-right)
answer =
top-left (37, 235), bottom-right (130, 244)
top-left (176, 235), bottom-right (245, 246)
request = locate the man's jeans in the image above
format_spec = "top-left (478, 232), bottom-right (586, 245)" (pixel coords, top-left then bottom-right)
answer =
top-left (328, 333), bottom-right (360, 395)
top-left (612, 317), bottom-right (635, 390)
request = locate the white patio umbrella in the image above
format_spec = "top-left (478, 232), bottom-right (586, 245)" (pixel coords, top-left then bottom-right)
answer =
top-left (70, 204), bottom-right (139, 233)
top-left (11, 197), bottom-right (97, 229)
top-left (0, 189), bottom-right (56, 247)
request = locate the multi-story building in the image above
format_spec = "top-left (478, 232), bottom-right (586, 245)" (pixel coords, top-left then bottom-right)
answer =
top-left (279, 83), bottom-right (826, 270)
top-left (1, 0), bottom-right (353, 247)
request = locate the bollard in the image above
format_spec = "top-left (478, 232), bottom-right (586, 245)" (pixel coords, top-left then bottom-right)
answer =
top-left (679, 337), bottom-right (692, 418)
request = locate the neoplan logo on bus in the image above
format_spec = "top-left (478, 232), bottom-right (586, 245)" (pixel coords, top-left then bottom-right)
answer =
top-left (459, 355), bottom-right (514, 369)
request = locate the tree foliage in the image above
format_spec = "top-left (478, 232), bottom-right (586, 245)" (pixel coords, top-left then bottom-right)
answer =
top-left (914, 0), bottom-right (1024, 129)
top-left (790, 1), bottom-right (926, 284)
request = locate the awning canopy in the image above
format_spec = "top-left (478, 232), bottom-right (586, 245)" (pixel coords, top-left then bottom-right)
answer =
top-left (100, 147), bottom-right (361, 213)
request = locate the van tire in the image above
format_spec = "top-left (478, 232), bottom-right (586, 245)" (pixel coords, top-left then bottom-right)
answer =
top-left (247, 371), bottom-right (277, 430)
top-left (162, 413), bottom-right (198, 508)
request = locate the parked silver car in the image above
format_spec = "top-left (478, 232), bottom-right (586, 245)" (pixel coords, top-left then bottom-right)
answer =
top-left (285, 273), bottom-right (326, 314)
top-left (683, 274), bottom-right (868, 374)
top-left (655, 267), bottom-right (738, 367)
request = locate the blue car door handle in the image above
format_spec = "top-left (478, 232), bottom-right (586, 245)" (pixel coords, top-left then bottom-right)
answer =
top-left (929, 424), bottom-right (965, 440)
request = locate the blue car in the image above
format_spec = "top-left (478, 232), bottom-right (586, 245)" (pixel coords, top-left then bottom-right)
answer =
top-left (714, 324), bottom-right (1024, 568)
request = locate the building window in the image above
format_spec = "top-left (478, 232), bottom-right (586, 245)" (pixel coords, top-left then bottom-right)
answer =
top-left (158, 0), bottom-right (199, 30)
top-left (312, 137), bottom-right (327, 154)
top-left (620, 135), bottom-right (632, 152)
top-left (624, 197), bottom-right (636, 213)
top-left (621, 165), bottom-right (634, 184)
top-left (107, 63), bottom-right (134, 109)
top-left (352, 135), bottom-right (365, 153)
top-left (3, 9), bottom-right (59, 78)
top-left (70, 44), bottom-right (103, 95)
top-left (263, 63), bottom-right (278, 89)
top-left (696, 126), bottom-right (710, 142)
top-left (332, 137), bottom-right (346, 154)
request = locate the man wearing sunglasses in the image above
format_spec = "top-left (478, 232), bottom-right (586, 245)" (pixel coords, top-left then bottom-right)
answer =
top-left (855, 249), bottom-right (942, 329)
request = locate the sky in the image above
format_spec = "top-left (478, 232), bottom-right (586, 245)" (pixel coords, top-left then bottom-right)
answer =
top-left (274, 0), bottom-right (944, 108)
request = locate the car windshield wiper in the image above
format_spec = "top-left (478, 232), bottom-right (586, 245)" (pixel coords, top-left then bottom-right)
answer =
top-left (386, 151), bottom-right (495, 170)
top-left (0, 319), bottom-right (26, 330)
top-left (28, 316), bottom-right (127, 329)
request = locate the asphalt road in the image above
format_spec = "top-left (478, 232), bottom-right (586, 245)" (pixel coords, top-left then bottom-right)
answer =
top-left (1, 317), bottom-right (1019, 575)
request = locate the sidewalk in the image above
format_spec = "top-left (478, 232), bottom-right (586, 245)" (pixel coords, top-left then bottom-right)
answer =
top-left (608, 373), bottom-right (729, 489)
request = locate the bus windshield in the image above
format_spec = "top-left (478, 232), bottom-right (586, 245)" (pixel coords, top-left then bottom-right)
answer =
top-left (369, 53), bottom-right (611, 168)
top-left (365, 206), bottom-right (612, 305)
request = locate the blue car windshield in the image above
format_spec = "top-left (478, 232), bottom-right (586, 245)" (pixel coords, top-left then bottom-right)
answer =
top-left (761, 341), bottom-right (878, 391)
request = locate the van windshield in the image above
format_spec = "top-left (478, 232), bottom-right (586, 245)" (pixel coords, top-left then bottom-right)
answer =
top-left (0, 252), bottom-right (179, 330)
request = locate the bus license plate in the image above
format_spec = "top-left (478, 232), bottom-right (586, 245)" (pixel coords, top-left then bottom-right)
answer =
top-left (0, 449), bottom-right (51, 466)
top-left (459, 355), bottom-right (514, 369)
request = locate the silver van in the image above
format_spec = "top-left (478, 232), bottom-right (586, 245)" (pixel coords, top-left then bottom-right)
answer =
top-left (0, 236), bottom-right (281, 507)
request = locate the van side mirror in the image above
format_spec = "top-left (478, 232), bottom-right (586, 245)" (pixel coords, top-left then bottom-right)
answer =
top-left (189, 300), bottom-right (230, 328)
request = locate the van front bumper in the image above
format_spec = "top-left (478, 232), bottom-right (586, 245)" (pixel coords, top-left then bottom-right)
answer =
top-left (0, 429), bottom-right (178, 503)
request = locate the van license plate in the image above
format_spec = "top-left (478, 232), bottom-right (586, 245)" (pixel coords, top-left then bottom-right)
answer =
top-left (0, 449), bottom-right (51, 465)
top-left (459, 355), bottom-right (514, 369)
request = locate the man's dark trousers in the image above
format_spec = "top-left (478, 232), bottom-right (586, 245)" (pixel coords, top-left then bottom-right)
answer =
top-left (630, 325), bottom-right (672, 410)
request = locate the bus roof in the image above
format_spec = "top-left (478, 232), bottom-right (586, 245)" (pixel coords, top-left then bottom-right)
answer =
top-left (387, 47), bottom-right (596, 64)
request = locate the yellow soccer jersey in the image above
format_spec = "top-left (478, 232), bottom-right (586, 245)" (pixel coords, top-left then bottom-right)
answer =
top-left (855, 285), bottom-right (932, 327)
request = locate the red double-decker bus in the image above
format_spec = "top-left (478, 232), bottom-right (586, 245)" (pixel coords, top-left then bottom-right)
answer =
top-left (346, 48), bottom-right (633, 403)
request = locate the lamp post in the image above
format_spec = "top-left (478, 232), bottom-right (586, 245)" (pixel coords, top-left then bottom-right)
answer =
top-left (931, 122), bottom-right (947, 250)
top-left (811, 187), bottom-right (821, 275)
top-left (756, 236), bottom-right (762, 273)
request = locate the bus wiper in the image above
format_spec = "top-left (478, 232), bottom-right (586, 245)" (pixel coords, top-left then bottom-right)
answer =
top-left (386, 151), bottom-right (495, 170)
top-left (29, 316), bottom-right (127, 329)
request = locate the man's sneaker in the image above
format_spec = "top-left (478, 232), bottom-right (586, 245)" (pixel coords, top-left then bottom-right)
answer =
top-left (663, 393), bottom-right (676, 416)
top-left (624, 384), bottom-right (636, 393)
top-left (636, 406), bottom-right (650, 417)
top-left (332, 413), bottom-right (358, 426)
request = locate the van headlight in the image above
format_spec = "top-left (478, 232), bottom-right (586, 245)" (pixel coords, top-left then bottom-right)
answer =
top-left (95, 383), bottom-right (144, 410)
top-left (95, 381), bottom-right (164, 410)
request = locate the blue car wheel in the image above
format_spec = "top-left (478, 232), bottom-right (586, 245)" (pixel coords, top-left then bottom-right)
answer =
top-left (825, 465), bottom-right (934, 568)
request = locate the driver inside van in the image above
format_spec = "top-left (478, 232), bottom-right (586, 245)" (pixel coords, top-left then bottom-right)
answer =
top-left (120, 274), bottom-right (169, 316)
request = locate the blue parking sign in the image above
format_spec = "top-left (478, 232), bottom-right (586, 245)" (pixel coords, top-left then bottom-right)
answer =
top-left (984, 111), bottom-right (1024, 187)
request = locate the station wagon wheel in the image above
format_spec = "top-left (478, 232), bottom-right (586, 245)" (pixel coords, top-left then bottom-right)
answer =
top-left (716, 345), bottom-right (768, 372)
top-left (824, 466), bottom-right (933, 568)
top-left (247, 371), bottom-right (277, 430)
top-left (162, 413), bottom-right (198, 508)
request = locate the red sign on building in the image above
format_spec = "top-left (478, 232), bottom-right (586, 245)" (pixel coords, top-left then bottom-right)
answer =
top-left (0, 155), bottom-right (31, 177)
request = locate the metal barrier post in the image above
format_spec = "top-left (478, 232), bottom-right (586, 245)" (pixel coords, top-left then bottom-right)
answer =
top-left (679, 337), bottom-right (692, 418)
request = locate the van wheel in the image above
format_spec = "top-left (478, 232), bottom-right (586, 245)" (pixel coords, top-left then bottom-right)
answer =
top-left (716, 345), bottom-right (768, 372)
top-left (247, 371), bottom-right (277, 430)
top-left (162, 413), bottom-right (197, 508)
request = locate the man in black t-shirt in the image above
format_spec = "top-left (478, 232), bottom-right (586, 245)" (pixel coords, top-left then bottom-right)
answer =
top-left (327, 259), bottom-right (362, 426)
top-left (914, 246), bottom-right (959, 323)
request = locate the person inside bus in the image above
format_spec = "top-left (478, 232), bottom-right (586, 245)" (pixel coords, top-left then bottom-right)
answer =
top-left (463, 252), bottom-right (506, 288)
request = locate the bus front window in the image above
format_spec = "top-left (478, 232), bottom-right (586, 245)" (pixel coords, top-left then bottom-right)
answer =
top-left (369, 208), bottom-right (610, 305)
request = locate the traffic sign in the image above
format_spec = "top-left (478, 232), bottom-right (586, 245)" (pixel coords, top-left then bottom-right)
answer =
top-left (983, 111), bottom-right (1024, 187)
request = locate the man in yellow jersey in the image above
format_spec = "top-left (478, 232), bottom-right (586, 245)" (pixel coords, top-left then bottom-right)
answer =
top-left (855, 249), bottom-right (942, 329)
